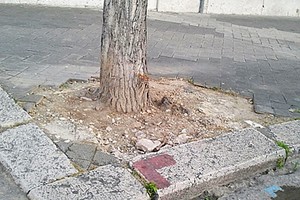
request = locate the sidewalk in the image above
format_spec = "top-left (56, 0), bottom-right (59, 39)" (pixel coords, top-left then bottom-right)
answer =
top-left (0, 4), bottom-right (300, 117)
top-left (1, 4), bottom-right (300, 200)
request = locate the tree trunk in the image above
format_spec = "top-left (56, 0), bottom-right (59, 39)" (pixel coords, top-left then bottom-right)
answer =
top-left (100, 0), bottom-right (150, 113)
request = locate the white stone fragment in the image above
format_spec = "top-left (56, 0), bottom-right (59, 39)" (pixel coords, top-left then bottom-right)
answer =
top-left (136, 139), bottom-right (161, 152)
top-left (173, 134), bottom-right (192, 144)
top-left (244, 120), bottom-right (264, 128)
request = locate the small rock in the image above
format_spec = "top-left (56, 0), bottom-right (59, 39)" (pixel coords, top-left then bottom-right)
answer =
top-left (135, 131), bottom-right (146, 139)
top-left (104, 140), bottom-right (110, 145)
top-left (95, 105), bottom-right (101, 111)
top-left (112, 118), bottom-right (116, 124)
top-left (181, 129), bottom-right (188, 134)
top-left (80, 96), bottom-right (93, 101)
top-left (133, 121), bottom-right (142, 128)
top-left (131, 129), bottom-right (138, 133)
top-left (55, 135), bottom-right (61, 139)
top-left (106, 126), bottom-right (113, 132)
top-left (174, 134), bottom-right (191, 144)
top-left (244, 120), bottom-right (264, 128)
top-left (136, 139), bottom-right (161, 152)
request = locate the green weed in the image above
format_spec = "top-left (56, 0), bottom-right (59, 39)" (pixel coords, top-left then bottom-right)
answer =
top-left (277, 156), bottom-right (285, 169)
top-left (145, 182), bottom-right (158, 200)
top-left (276, 141), bottom-right (292, 169)
top-left (187, 77), bottom-right (195, 85)
top-left (292, 161), bottom-right (300, 172)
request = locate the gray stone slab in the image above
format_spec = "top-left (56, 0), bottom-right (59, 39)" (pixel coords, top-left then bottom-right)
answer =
top-left (132, 129), bottom-right (284, 199)
top-left (0, 87), bottom-right (31, 129)
top-left (93, 149), bottom-right (119, 166)
top-left (0, 123), bottom-right (78, 192)
top-left (28, 165), bottom-right (149, 200)
top-left (269, 120), bottom-right (300, 150)
top-left (254, 105), bottom-right (275, 115)
top-left (0, 163), bottom-right (28, 200)
top-left (65, 143), bottom-right (96, 170)
top-left (66, 143), bottom-right (96, 162)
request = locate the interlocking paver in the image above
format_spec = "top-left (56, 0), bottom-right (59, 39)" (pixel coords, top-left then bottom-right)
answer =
top-left (0, 4), bottom-right (300, 117)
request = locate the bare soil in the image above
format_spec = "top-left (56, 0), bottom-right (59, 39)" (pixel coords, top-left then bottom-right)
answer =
top-left (30, 78), bottom-right (288, 158)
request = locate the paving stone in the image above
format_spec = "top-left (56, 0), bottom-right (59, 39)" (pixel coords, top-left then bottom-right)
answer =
top-left (93, 149), bottom-right (119, 166)
top-left (28, 165), bottom-right (149, 200)
top-left (20, 102), bottom-right (36, 113)
top-left (65, 143), bottom-right (97, 170)
top-left (0, 87), bottom-right (31, 129)
top-left (273, 108), bottom-right (292, 117)
top-left (66, 143), bottom-right (96, 162)
top-left (133, 129), bottom-right (284, 199)
top-left (18, 94), bottom-right (44, 104)
top-left (0, 123), bottom-right (78, 192)
top-left (254, 104), bottom-right (275, 115)
top-left (54, 140), bottom-right (73, 153)
top-left (269, 120), bottom-right (300, 150)
top-left (1, 4), bottom-right (300, 120)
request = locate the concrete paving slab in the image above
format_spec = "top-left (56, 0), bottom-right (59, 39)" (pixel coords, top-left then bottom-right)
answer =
top-left (269, 120), bottom-right (300, 150)
top-left (0, 87), bottom-right (31, 128)
top-left (28, 165), bottom-right (149, 200)
top-left (132, 129), bottom-right (284, 200)
top-left (0, 123), bottom-right (78, 193)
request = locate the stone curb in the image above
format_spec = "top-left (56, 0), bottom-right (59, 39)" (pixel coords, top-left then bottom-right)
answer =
top-left (28, 165), bottom-right (148, 200)
top-left (0, 87), bottom-right (31, 129)
top-left (132, 128), bottom-right (285, 199)
top-left (0, 85), bottom-right (150, 200)
top-left (269, 120), bottom-right (300, 152)
top-left (0, 123), bottom-right (78, 193)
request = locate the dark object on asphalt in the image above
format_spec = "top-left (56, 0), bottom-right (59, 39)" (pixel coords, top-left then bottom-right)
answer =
top-left (275, 186), bottom-right (300, 200)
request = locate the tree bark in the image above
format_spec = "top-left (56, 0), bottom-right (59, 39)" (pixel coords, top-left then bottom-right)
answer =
top-left (100, 0), bottom-right (150, 113)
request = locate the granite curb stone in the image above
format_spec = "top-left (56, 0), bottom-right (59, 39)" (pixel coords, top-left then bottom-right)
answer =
top-left (0, 86), bottom-right (31, 128)
top-left (269, 120), bottom-right (300, 151)
top-left (0, 123), bottom-right (78, 193)
top-left (132, 128), bottom-right (285, 199)
top-left (28, 165), bottom-right (149, 200)
top-left (0, 163), bottom-right (28, 200)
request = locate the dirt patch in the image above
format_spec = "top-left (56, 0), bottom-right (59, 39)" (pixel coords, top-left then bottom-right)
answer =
top-left (30, 78), bottom-right (288, 159)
